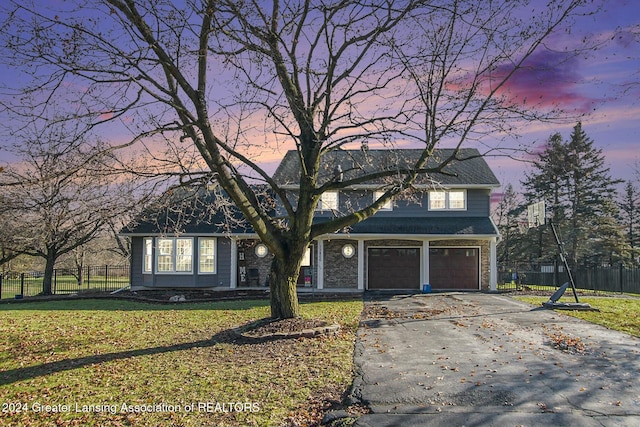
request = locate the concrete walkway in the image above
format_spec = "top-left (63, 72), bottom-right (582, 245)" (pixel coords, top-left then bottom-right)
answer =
top-left (349, 293), bottom-right (640, 426)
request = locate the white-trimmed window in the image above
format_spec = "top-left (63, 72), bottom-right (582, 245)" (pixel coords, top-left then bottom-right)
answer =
top-left (301, 247), bottom-right (312, 267)
top-left (143, 238), bottom-right (153, 273)
top-left (428, 190), bottom-right (466, 210)
top-left (374, 191), bottom-right (393, 210)
top-left (317, 190), bottom-right (338, 211)
top-left (156, 237), bottom-right (193, 273)
top-left (199, 237), bottom-right (216, 274)
top-left (449, 190), bottom-right (465, 209)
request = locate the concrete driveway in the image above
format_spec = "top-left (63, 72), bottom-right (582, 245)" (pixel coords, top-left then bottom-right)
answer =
top-left (349, 293), bottom-right (640, 426)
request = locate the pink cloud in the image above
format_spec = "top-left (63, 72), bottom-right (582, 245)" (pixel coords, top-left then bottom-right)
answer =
top-left (490, 49), bottom-right (596, 113)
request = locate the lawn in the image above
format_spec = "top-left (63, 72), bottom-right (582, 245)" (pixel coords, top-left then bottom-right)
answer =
top-left (0, 298), bottom-right (363, 426)
top-left (513, 295), bottom-right (640, 337)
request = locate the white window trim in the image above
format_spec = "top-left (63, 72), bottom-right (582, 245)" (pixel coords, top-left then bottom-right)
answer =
top-left (143, 237), bottom-right (153, 274)
top-left (428, 189), bottom-right (467, 211)
top-left (316, 190), bottom-right (339, 211)
top-left (373, 191), bottom-right (393, 210)
top-left (198, 237), bottom-right (217, 274)
top-left (155, 237), bottom-right (194, 274)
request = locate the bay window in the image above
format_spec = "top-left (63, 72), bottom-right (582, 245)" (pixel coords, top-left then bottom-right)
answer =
top-left (199, 238), bottom-right (216, 273)
top-left (156, 237), bottom-right (193, 273)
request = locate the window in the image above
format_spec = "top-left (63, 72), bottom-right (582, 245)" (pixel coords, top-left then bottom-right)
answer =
top-left (301, 247), bottom-right (312, 266)
top-left (156, 237), bottom-right (193, 273)
top-left (317, 190), bottom-right (338, 210)
top-left (428, 190), bottom-right (466, 210)
top-left (176, 239), bottom-right (193, 272)
top-left (449, 190), bottom-right (465, 209)
top-left (199, 238), bottom-right (216, 273)
top-left (374, 191), bottom-right (393, 210)
top-left (143, 238), bottom-right (153, 273)
top-left (429, 191), bottom-right (446, 210)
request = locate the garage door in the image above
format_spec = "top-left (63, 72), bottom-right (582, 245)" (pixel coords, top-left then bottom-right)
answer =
top-left (368, 247), bottom-right (420, 290)
top-left (429, 248), bottom-right (479, 290)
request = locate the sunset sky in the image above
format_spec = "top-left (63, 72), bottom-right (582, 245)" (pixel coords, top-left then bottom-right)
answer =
top-left (0, 0), bottom-right (638, 194)
top-left (483, 0), bottom-right (640, 190)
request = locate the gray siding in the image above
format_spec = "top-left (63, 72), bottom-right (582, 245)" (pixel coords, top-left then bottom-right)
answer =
top-left (130, 237), bottom-right (144, 286)
top-left (312, 188), bottom-right (492, 218)
top-left (131, 236), bottom-right (233, 289)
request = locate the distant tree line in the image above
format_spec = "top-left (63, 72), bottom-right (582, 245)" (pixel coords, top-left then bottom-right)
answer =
top-left (494, 123), bottom-right (640, 270)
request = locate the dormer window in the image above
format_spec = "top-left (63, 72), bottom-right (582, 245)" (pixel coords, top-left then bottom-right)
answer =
top-left (317, 190), bottom-right (338, 211)
top-left (429, 190), bottom-right (466, 210)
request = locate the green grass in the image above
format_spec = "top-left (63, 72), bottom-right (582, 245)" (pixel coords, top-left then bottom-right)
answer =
top-left (1, 276), bottom-right (130, 299)
top-left (0, 299), bottom-right (363, 426)
top-left (513, 295), bottom-right (640, 337)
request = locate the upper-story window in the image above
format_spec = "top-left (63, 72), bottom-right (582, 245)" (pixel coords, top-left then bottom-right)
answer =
top-left (374, 191), bottom-right (393, 210)
top-left (428, 190), bottom-right (466, 210)
top-left (317, 190), bottom-right (338, 211)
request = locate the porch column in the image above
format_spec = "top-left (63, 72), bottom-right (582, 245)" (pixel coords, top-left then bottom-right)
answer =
top-left (422, 240), bottom-right (430, 286)
top-left (489, 237), bottom-right (497, 291)
top-left (357, 240), bottom-right (365, 290)
top-left (316, 239), bottom-right (324, 290)
top-left (230, 238), bottom-right (238, 289)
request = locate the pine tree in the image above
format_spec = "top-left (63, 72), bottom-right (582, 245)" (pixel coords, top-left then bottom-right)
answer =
top-left (493, 184), bottom-right (524, 265)
top-left (619, 182), bottom-right (640, 265)
top-left (521, 123), bottom-right (624, 267)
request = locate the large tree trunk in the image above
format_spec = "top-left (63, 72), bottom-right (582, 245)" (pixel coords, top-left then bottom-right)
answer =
top-left (42, 253), bottom-right (56, 296)
top-left (268, 251), bottom-right (303, 319)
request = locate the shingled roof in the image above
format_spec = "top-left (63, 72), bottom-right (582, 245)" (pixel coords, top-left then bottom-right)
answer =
top-left (120, 185), bottom-right (257, 235)
top-left (272, 148), bottom-right (500, 187)
top-left (314, 216), bottom-right (498, 236)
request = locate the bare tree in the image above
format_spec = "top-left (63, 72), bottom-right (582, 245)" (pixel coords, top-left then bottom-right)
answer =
top-left (1, 0), bottom-right (593, 317)
top-left (0, 119), bottom-right (135, 294)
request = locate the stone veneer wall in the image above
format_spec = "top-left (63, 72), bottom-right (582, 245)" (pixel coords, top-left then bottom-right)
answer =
top-left (323, 239), bottom-right (358, 288)
top-left (237, 239), bottom-right (320, 288)
top-left (429, 239), bottom-right (490, 290)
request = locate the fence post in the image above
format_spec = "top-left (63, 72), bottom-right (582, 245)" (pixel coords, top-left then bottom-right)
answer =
top-left (20, 273), bottom-right (25, 296)
top-left (104, 265), bottom-right (108, 292)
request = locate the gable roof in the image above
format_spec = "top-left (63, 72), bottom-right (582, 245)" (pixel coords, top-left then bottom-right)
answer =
top-left (272, 148), bottom-right (500, 188)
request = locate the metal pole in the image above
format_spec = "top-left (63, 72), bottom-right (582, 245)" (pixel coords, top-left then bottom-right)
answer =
top-left (549, 219), bottom-right (579, 303)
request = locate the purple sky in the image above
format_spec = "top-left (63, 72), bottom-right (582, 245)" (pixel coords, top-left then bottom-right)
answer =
top-left (0, 1), bottom-right (638, 196)
top-left (483, 0), bottom-right (640, 192)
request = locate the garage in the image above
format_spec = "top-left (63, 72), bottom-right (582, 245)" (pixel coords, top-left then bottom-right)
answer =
top-left (368, 247), bottom-right (420, 289)
top-left (429, 247), bottom-right (479, 290)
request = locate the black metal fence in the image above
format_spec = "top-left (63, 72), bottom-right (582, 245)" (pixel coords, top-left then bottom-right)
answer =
top-left (498, 264), bottom-right (640, 294)
top-left (0, 265), bottom-right (130, 300)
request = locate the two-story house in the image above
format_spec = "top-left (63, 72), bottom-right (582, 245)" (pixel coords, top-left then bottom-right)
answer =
top-left (121, 148), bottom-right (501, 292)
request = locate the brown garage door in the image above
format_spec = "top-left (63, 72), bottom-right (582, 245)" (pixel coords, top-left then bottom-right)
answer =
top-left (429, 248), bottom-right (479, 290)
top-left (368, 247), bottom-right (420, 289)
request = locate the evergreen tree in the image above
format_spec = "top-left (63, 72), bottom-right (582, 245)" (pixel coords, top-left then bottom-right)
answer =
top-left (494, 184), bottom-right (526, 265)
top-left (521, 123), bottom-right (623, 267)
top-left (620, 181), bottom-right (640, 265)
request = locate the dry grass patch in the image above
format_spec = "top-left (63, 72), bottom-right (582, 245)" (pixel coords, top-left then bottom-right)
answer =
top-left (0, 298), bottom-right (362, 426)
